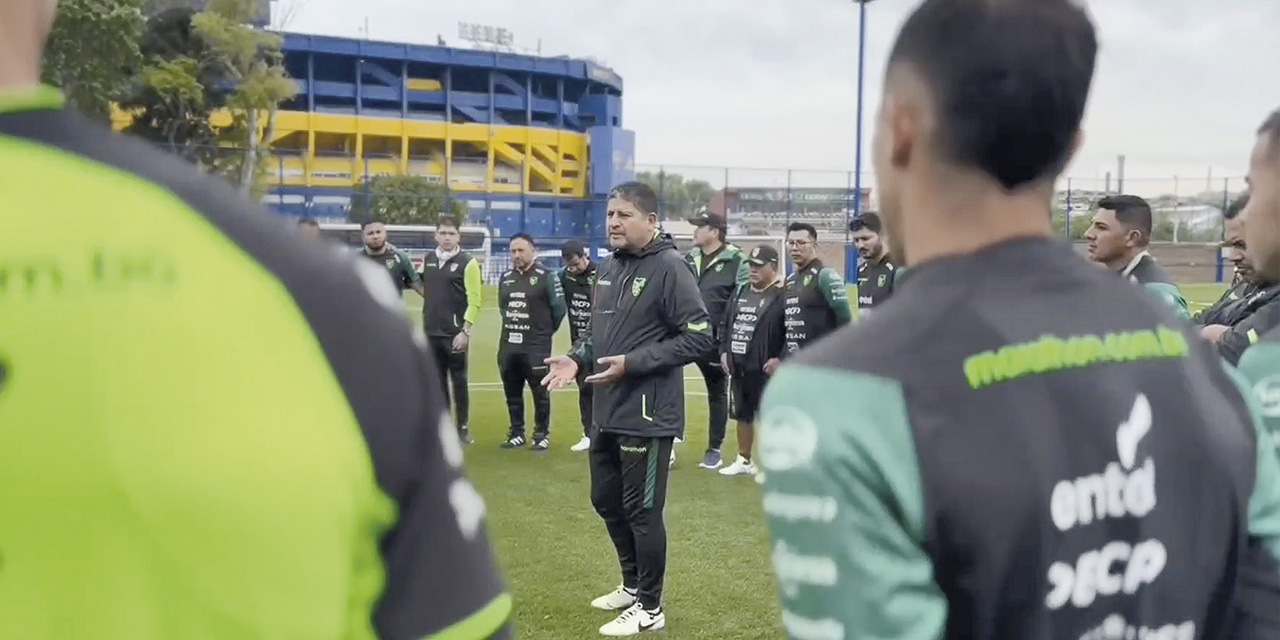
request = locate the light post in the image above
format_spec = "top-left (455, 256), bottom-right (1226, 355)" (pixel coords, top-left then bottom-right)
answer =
top-left (846, 0), bottom-right (875, 282)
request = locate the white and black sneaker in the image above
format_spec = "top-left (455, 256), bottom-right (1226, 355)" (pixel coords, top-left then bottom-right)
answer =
top-left (500, 435), bottom-right (526, 449)
top-left (599, 602), bottom-right (665, 636)
top-left (590, 585), bottom-right (638, 611)
top-left (531, 436), bottom-right (549, 451)
top-left (570, 435), bottom-right (592, 452)
top-left (719, 455), bottom-right (757, 477)
top-left (698, 449), bottom-right (723, 470)
top-left (458, 425), bottom-right (474, 445)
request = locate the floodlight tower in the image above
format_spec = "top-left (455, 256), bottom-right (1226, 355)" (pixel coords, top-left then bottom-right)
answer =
top-left (847, 0), bottom-right (876, 282)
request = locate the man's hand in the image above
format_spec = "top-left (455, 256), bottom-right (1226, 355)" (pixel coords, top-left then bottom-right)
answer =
top-left (763, 357), bottom-right (781, 376)
top-left (720, 353), bottom-right (730, 375)
top-left (452, 331), bottom-right (470, 352)
top-left (1201, 324), bottom-right (1230, 343)
top-left (542, 355), bottom-right (580, 390)
top-left (585, 355), bottom-right (626, 385)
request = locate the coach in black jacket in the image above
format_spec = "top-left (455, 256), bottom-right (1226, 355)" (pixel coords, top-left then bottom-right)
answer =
top-left (543, 182), bottom-right (712, 636)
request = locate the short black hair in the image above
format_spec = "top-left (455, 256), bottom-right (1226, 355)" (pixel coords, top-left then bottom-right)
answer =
top-left (1261, 109), bottom-right (1280, 158)
top-left (561, 239), bottom-right (587, 260)
top-left (888, 0), bottom-right (1098, 190)
top-left (436, 216), bottom-right (460, 231)
top-left (509, 232), bottom-right (535, 247)
top-left (786, 222), bottom-right (818, 241)
top-left (851, 212), bottom-right (883, 234)
top-left (1225, 193), bottom-right (1250, 221)
top-left (361, 219), bottom-right (386, 229)
top-left (1098, 194), bottom-right (1153, 240)
top-left (608, 181), bottom-right (659, 216)
top-left (297, 218), bottom-right (319, 228)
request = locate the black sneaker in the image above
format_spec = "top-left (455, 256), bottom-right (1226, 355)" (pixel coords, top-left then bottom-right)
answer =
top-left (501, 435), bottom-right (526, 449)
top-left (531, 437), bottom-right (549, 451)
top-left (458, 426), bottom-right (474, 445)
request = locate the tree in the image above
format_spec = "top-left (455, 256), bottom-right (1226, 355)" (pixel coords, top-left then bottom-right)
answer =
top-left (41, 0), bottom-right (145, 121)
top-left (349, 176), bottom-right (467, 226)
top-left (194, 0), bottom-right (295, 198)
top-left (636, 170), bottom-right (717, 218)
top-left (122, 0), bottom-right (293, 197)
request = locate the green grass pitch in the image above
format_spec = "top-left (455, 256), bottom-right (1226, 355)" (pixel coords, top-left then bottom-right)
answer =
top-left (403, 282), bottom-right (1226, 640)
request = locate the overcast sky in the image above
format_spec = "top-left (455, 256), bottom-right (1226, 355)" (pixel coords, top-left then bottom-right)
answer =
top-left (275, 0), bottom-right (1280, 196)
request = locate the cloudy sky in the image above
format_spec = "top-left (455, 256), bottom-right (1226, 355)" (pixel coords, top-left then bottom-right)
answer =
top-left (275, 0), bottom-right (1279, 196)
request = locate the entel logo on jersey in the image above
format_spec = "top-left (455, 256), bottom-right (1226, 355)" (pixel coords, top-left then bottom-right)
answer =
top-left (758, 405), bottom-right (819, 472)
top-left (1254, 375), bottom-right (1280, 418)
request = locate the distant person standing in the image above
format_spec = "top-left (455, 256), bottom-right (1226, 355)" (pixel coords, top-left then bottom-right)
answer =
top-left (717, 245), bottom-right (786, 478)
top-left (1084, 195), bottom-right (1191, 320)
top-left (297, 217), bottom-right (321, 240)
top-left (421, 216), bottom-right (483, 444)
top-left (851, 212), bottom-right (897, 316)
top-left (560, 240), bottom-right (599, 453)
top-left (781, 222), bottom-right (852, 355)
top-left (543, 182), bottom-right (713, 637)
top-left (497, 234), bottom-right (566, 451)
top-left (360, 220), bottom-right (424, 297)
top-left (683, 212), bottom-right (748, 470)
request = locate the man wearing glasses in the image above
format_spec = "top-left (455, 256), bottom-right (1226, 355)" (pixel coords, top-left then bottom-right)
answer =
top-left (781, 222), bottom-right (852, 355)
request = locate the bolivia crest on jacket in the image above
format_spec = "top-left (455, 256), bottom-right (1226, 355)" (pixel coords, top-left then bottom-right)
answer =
top-left (632, 277), bottom-right (648, 297)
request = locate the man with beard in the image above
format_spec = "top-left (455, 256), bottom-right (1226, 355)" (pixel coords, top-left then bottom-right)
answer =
top-left (542, 182), bottom-right (712, 636)
top-left (360, 219), bottom-right (425, 298)
top-left (851, 212), bottom-right (897, 316)
top-left (421, 216), bottom-right (483, 444)
top-left (781, 222), bottom-right (852, 356)
top-left (1198, 193), bottom-right (1280, 365)
top-left (755, 2), bottom-right (1280, 638)
top-left (1083, 195), bottom-right (1190, 320)
top-left (497, 233), bottom-right (565, 451)
top-left (560, 240), bottom-right (599, 453)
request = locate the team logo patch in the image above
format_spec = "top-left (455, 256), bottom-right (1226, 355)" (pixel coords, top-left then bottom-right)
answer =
top-left (530, 276), bottom-right (538, 286)
top-left (758, 405), bottom-right (819, 472)
top-left (715, 263), bottom-right (724, 272)
top-left (451, 263), bottom-right (459, 272)
top-left (803, 275), bottom-right (813, 287)
top-left (632, 277), bottom-right (648, 297)
top-left (878, 274), bottom-right (887, 287)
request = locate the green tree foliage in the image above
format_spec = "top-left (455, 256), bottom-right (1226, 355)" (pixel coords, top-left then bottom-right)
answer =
top-left (41, 0), bottom-right (145, 120)
top-left (123, 0), bottom-right (293, 197)
top-left (636, 170), bottom-right (717, 218)
top-left (349, 176), bottom-right (467, 226)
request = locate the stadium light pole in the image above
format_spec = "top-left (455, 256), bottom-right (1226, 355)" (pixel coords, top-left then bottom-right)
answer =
top-left (847, 0), bottom-right (875, 283)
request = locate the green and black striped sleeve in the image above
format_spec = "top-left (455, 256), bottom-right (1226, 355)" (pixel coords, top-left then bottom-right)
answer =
top-left (817, 267), bottom-right (853, 326)
top-left (757, 365), bottom-right (946, 640)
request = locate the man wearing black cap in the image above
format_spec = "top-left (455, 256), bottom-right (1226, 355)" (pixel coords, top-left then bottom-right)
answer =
top-left (684, 212), bottom-right (749, 471)
top-left (560, 240), bottom-right (598, 452)
top-left (717, 244), bottom-right (786, 478)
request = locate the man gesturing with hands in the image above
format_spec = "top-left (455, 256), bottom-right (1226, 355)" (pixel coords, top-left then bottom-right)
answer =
top-left (543, 182), bottom-right (713, 637)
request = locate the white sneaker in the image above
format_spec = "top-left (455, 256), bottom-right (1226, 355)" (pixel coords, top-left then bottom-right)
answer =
top-left (599, 602), bottom-right (665, 636)
top-left (674, 437), bottom-right (683, 445)
top-left (590, 585), bottom-right (637, 611)
top-left (719, 455), bottom-right (757, 476)
top-left (570, 436), bottom-right (592, 452)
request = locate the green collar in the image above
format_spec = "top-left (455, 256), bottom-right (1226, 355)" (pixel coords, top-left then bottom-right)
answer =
top-left (0, 85), bottom-right (65, 115)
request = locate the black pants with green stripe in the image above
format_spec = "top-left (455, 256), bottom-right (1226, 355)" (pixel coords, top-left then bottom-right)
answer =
top-left (589, 432), bottom-right (674, 610)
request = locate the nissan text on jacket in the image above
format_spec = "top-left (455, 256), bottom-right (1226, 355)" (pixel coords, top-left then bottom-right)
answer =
top-left (570, 233), bottom-right (715, 438)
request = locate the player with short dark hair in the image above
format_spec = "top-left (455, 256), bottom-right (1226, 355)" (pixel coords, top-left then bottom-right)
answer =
top-left (1237, 108), bottom-right (1280, 448)
top-left (716, 244), bottom-right (785, 478)
top-left (757, 3), bottom-right (1280, 639)
top-left (421, 215), bottom-right (483, 444)
top-left (851, 212), bottom-right (897, 314)
top-left (1085, 195), bottom-right (1190, 319)
top-left (497, 233), bottom-right (565, 451)
top-left (781, 222), bottom-right (851, 355)
top-left (1197, 195), bottom-right (1259, 326)
top-left (543, 181), bottom-right (713, 636)
top-left (684, 211), bottom-right (749, 470)
top-left (0, 1), bottom-right (512, 636)
top-left (360, 219), bottom-right (425, 298)
top-left (297, 217), bottom-right (320, 240)
top-left (560, 239), bottom-right (599, 452)
top-left (1197, 193), bottom-right (1280, 364)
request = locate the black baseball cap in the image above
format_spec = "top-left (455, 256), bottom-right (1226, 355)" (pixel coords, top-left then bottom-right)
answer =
top-left (687, 212), bottom-right (727, 231)
top-left (746, 244), bottom-right (779, 266)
